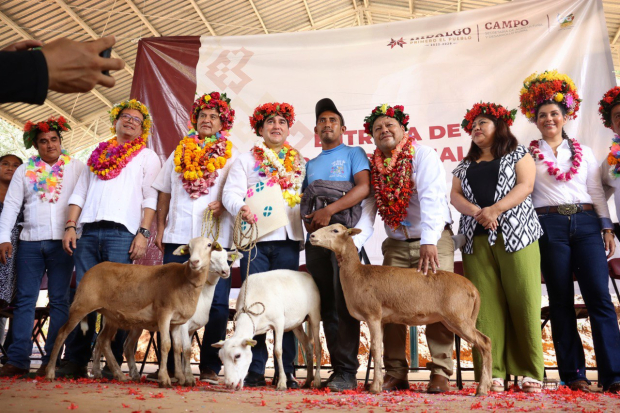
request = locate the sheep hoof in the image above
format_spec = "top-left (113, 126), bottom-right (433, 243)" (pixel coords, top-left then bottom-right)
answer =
top-left (115, 373), bottom-right (129, 382)
top-left (45, 372), bottom-right (55, 382)
top-left (130, 374), bottom-right (141, 382)
top-left (159, 378), bottom-right (172, 388)
top-left (369, 382), bottom-right (382, 394)
top-left (92, 371), bottom-right (102, 379)
top-left (184, 378), bottom-right (196, 387)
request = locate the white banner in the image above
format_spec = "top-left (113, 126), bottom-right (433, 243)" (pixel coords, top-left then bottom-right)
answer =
top-left (196, 0), bottom-right (615, 263)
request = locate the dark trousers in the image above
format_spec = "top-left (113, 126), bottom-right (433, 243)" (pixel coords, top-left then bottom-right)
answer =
top-left (538, 211), bottom-right (620, 390)
top-left (239, 239), bottom-right (300, 375)
top-left (158, 243), bottom-right (232, 374)
top-left (304, 240), bottom-right (360, 375)
top-left (63, 224), bottom-right (134, 366)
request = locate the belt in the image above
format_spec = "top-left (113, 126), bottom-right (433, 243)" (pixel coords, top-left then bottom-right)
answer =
top-left (83, 220), bottom-right (128, 231)
top-left (535, 203), bottom-right (593, 216)
top-left (404, 224), bottom-right (451, 243)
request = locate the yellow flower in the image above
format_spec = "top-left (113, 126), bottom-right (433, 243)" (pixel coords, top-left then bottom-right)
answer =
top-left (554, 93), bottom-right (564, 102)
top-left (206, 163), bottom-right (215, 173)
top-left (205, 96), bottom-right (212, 102)
top-left (380, 103), bottom-right (388, 114)
top-left (282, 191), bottom-right (301, 207)
top-left (174, 166), bottom-right (182, 173)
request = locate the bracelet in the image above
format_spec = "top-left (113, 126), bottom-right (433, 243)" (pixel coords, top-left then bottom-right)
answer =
top-left (603, 229), bottom-right (614, 234)
top-left (66, 219), bottom-right (76, 225)
top-left (64, 226), bottom-right (77, 232)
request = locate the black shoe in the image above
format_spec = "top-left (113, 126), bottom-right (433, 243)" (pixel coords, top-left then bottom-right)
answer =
top-left (55, 361), bottom-right (88, 379)
top-left (327, 371), bottom-right (357, 392)
top-left (101, 365), bottom-right (114, 380)
top-left (320, 371), bottom-right (337, 388)
top-left (244, 371), bottom-right (267, 387)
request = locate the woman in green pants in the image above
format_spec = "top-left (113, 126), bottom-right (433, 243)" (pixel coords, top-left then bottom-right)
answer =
top-left (451, 102), bottom-right (544, 393)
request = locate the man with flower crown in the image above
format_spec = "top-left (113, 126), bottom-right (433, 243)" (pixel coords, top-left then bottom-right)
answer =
top-left (365, 104), bottom-right (455, 393)
top-left (150, 91), bottom-right (236, 384)
top-left (56, 99), bottom-right (162, 379)
top-left (222, 102), bottom-right (305, 389)
top-left (0, 117), bottom-right (86, 377)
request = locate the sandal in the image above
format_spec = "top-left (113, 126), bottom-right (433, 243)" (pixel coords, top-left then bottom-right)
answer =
top-left (491, 378), bottom-right (504, 392)
top-left (522, 377), bottom-right (542, 393)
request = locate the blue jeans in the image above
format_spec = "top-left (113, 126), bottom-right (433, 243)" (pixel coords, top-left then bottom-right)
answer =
top-left (160, 243), bottom-right (232, 374)
top-left (7, 240), bottom-right (73, 369)
top-left (63, 223), bottom-right (134, 366)
top-left (538, 211), bottom-right (620, 390)
top-left (239, 240), bottom-right (300, 376)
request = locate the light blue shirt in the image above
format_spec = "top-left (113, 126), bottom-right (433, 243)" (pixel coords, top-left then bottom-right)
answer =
top-left (304, 144), bottom-right (370, 187)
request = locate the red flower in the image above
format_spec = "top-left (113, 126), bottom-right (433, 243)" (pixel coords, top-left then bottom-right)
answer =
top-left (386, 107), bottom-right (395, 117)
top-left (211, 92), bottom-right (220, 99)
top-left (38, 122), bottom-right (50, 132)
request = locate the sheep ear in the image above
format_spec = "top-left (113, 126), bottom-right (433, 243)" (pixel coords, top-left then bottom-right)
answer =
top-left (228, 251), bottom-right (243, 262)
top-left (213, 242), bottom-right (223, 251)
top-left (173, 245), bottom-right (189, 255)
top-left (243, 339), bottom-right (257, 347)
top-left (347, 228), bottom-right (362, 236)
top-left (211, 340), bottom-right (225, 348)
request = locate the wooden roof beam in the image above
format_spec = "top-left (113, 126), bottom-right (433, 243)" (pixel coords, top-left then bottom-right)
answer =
top-left (352, 0), bottom-right (362, 26)
top-left (302, 0), bottom-right (315, 27)
top-left (188, 0), bottom-right (217, 36)
top-left (248, 0), bottom-right (269, 34)
top-left (123, 0), bottom-right (161, 37)
top-left (363, 0), bottom-right (373, 24)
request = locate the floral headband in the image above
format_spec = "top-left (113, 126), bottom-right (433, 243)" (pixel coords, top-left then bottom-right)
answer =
top-left (363, 104), bottom-right (409, 135)
top-left (109, 99), bottom-right (152, 139)
top-left (23, 116), bottom-right (71, 149)
top-left (461, 102), bottom-right (517, 135)
top-left (190, 92), bottom-right (235, 132)
top-left (249, 102), bottom-right (296, 136)
top-left (519, 70), bottom-right (581, 122)
top-left (599, 86), bottom-right (620, 129)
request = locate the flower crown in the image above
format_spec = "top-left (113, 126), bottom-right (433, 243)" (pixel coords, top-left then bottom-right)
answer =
top-left (190, 92), bottom-right (235, 132)
top-left (599, 86), bottom-right (620, 129)
top-left (249, 102), bottom-right (296, 136)
top-left (109, 99), bottom-right (152, 139)
top-left (23, 116), bottom-right (71, 149)
top-left (519, 70), bottom-right (581, 122)
top-left (461, 102), bottom-right (517, 135)
top-left (363, 104), bottom-right (409, 135)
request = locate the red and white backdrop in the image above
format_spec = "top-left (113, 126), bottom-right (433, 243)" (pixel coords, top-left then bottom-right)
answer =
top-left (132, 0), bottom-right (615, 264)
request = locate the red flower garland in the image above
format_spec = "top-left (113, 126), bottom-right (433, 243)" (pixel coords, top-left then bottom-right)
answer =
top-left (599, 86), bottom-right (620, 129)
top-left (461, 102), bottom-right (517, 135)
top-left (371, 136), bottom-right (415, 230)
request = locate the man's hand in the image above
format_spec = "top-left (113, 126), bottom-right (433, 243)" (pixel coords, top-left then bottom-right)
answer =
top-left (62, 228), bottom-right (77, 256)
top-left (418, 244), bottom-right (440, 275)
top-left (129, 234), bottom-right (148, 261)
top-left (154, 230), bottom-right (164, 254)
top-left (1, 40), bottom-right (43, 52)
top-left (0, 242), bottom-right (12, 265)
top-left (604, 232), bottom-right (616, 259)
top-left (240, 205), bottom-right (255, 224)
top-left (41, 36), bottom-right (124, 93)
top-left (208, 201), bottom-right (225, 218)
top-left (305, 206), bottom-right (334, 233)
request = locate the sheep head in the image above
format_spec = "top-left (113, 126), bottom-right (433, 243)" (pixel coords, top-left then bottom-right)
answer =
top-left (309, 224), bottom-right (361, 253)
top-left (212, 337), bottom-right (257, 390)
top-left (173, 237), bottom-right (222, 271)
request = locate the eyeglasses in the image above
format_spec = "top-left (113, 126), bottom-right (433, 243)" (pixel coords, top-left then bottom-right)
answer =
top-left (119, 113), bottom-right (143, 126)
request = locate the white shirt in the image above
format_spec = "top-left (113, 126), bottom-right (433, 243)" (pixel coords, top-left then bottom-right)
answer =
top-left (601, 158), bottom-right (620, 225)
top-left (384, 144), bottom-right (452, 245)
top-left (0, 157), bottom-right (86, 242)
top-left (152, 149), bottom-right (238, 248)
top-left (351, 195), bottom-right (376, 251)
top-left (531, 139), bottom-right (612, 229)
top-left (223, 150), bottom-right (304, 243)
top-left (68, 148), bottom-right (161, 235)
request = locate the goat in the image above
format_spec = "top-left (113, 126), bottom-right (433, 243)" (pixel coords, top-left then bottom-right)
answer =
top-left (309, 224), bottom-right (492, 396)
top-left (213, 269), bottom-right (322, 391)
top-left (45, 237), bottom-right (221, 388)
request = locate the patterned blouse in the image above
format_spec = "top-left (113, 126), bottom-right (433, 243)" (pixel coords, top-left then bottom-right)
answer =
top-left (452, 145), bottom-right (543, 254)
top-left (0, 201), bottom-right (22, 307)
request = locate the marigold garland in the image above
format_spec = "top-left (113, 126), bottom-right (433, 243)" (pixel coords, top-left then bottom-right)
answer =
top-left (607, 135), bottom-right (620, 179)
top-left (173, 129), bottom-right (233, 199)
top-left (363, 104), bottom-right (409, 135)
top-left (461, 102), bottom-right (516, 135)
top-left (371, 136), bottom-right (416, 230)
top-left (25, 149), bottom-right (71, 203)
top-left (87, 136), bottom-right (146, 180)
top-left (519, 70), bottom-right (581, 122)
top-left (190, 92), bottom-right (235, 131)
top-left (23, 116), bottom-right (71, 149)
top-left (529, 138), bottom-right (583, 182)
top-left (109, 99), bottom-right (152, 140)
top-left (252, 140), bottom-right (305, 207)
top-left (249, 102), bottom-right (295, 136)
top-left (599, 87), bottom-right (620, 129)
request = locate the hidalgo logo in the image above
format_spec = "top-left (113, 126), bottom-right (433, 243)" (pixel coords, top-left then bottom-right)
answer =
top-left (558, 13), bottom-right (575, 28)
top-left (387, 38), bottom-right (406, 48)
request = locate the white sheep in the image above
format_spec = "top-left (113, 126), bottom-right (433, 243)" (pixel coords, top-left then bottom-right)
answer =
top-left (213, 269), bottom-right (322, 391)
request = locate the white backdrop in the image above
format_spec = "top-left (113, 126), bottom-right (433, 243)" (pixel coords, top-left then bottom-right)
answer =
top-left (195, 0), bottom-right (615, 263)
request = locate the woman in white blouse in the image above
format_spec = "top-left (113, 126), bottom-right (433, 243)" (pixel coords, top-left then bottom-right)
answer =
top-left (520, 71), bottom-right (620, 394)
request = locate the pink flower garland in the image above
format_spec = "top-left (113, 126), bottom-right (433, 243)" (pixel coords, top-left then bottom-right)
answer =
top-left (87, 137), bottom-right (146, 180)
top-left (529, 139), bottom-right (583, 182)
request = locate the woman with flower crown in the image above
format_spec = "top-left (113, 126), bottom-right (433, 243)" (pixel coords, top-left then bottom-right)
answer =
top-left (520, 71), bottom-right (620, 394)
top-left (0, 117), bottom-right (86, 378)
top-left (451, 102), bottom-right (544, 393)
top-left (222, 102), bottom-right (305, 389)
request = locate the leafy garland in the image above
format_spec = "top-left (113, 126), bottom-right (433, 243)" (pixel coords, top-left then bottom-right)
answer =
top-left (607, 135), bottom-right (620, 179)
top-left (252, 140), bottom-right (305, 207)
top-left (87, 136), bottom-right (146, 180)
top-left (529, 139), bottom-right (583, 182)
top-left (371, 136), bottom-right (416, 230)
top-left (25, 150), bottom-right (72, 203)
top-left (173, 129), bottom-right (233, 199)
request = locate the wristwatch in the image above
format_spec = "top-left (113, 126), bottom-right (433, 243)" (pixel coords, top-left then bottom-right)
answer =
top-left (137, 227), bottom-right (151, 238)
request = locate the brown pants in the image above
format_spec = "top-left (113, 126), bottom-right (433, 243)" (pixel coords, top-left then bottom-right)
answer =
top-left (381, 229), bottom-right (455, 380)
